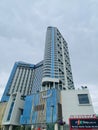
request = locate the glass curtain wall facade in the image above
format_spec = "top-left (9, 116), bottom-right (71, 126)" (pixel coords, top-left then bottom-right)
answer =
top-left (32, 61), bottom-right (43, 93)
top-left (42, 26), bottom-right (74, 90)
top-left (20, 88), bottom-right (61, 125)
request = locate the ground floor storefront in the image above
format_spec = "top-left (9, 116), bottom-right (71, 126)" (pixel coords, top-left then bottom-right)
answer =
top-left (69, 117), bottom-right (98, 130)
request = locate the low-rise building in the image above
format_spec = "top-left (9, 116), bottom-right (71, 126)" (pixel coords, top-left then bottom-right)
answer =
top-left (2, 92), bottom-right (24, 130)
top-left (61, 88), bottom-right (95, 129)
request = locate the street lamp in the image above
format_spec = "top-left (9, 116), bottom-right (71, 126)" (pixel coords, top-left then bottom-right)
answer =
top-left (51, 105), bottom-right (54, 123)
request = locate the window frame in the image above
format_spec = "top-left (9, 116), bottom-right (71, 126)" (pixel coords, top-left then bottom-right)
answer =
top-left (78, 94), bottom-right (90, 105)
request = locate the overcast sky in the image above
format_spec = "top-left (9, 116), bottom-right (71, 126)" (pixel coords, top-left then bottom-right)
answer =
top-left (0, 0), bottom-right (98, 113)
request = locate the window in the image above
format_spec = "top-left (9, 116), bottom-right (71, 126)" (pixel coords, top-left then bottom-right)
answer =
top-left (58, 103), bottom-right (62, 120)
top-left (7, 102), bottom-right (14, 121)
top-left (78, 94), bottom-right (90, 104)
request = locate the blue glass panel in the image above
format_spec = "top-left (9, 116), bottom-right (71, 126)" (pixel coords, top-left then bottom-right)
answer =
top-left (46, 89), bottom-right (57, 123)
top-left (20, 89), bottom-right (59, 125)
top-left (20, 93), bottom-right (40, 125)
top-left (20, 95), bottom-right (33, 124)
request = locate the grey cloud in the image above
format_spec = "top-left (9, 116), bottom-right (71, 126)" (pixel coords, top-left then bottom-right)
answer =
top-left (0, 0), bottom-right (98, 112)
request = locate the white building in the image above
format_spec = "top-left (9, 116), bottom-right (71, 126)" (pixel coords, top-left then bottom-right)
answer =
top-left (61, 88), bottom-right (95, 125)
top-left (2, 92), bottom-right (24, 130)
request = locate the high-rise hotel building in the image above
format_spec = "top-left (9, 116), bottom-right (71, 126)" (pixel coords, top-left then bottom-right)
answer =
top-left (42, 26), bottom-right (74, 90)
top-left (1, 61), bottom-right (43, 102)
top-left (0, 27), bottom-right (95, 130)
top-left (1, 26), bottom-right (74, 102)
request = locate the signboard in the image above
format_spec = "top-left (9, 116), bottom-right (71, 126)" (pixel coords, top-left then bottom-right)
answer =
top-left (69, 118), bottom-right (98, 130)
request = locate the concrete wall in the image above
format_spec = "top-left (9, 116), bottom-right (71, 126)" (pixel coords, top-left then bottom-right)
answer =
top-left (0, 102), bottom-right (7, 128)
top-left (61, 88), bottom-right (95, 124)
top-left (2, 92), bottom-right (24, 126)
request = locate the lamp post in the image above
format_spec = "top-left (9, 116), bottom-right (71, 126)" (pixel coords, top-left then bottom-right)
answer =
top-left (51, 105), bottom-right (54, 123)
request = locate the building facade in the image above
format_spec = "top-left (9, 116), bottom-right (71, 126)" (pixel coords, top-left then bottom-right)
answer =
top-left (0, 27), bottom-right (95, 130)
top-left (61, 88), bottom-right (95, 124)
top-left (1, 61), bottom-right (43, 102)
top-left (2, 92), bottom-right (24, 130)
top-left (1, 26), bottom-right (74, 102)
top-left (42, 27), bottom-right (74, 91)
top-left (20, 88), bottom-right (62, 125)
top-left (1, 88), bottom-right (95, 130)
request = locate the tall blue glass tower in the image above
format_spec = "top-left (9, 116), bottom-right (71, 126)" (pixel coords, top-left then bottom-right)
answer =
top-left (1, 26), bottom-right (74, 102)
top-left (42, 26), bottom-right (74, 90)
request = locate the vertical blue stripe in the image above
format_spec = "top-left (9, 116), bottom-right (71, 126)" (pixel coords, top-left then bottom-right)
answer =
top-left (51, 27), bottom-right (54, 78)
